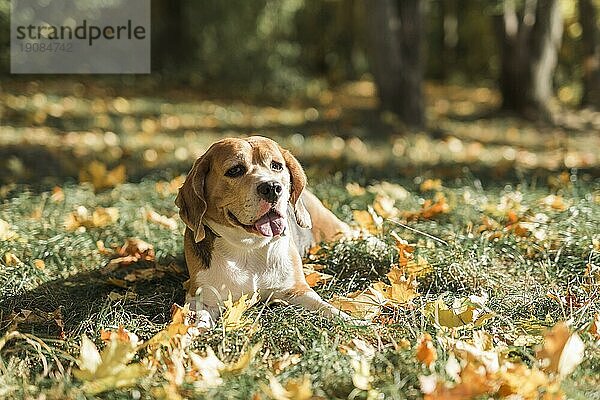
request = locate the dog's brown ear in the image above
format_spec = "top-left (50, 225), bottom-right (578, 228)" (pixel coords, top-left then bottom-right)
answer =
top-left (280, 146), bottom-right (312, 229)
top-left (175, 156), bottom-right (210, 243)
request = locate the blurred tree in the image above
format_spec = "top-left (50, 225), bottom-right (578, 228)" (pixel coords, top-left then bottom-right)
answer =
top-left (367, 0), bottom-right (425, 128)
top-left (494, 0), bottom-right (563, 119)
top-left (580, 0), bottom-right (600, 108)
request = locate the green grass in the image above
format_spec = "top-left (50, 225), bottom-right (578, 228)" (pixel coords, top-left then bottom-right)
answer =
top-left (1, 80), bottom-right (600, 399)
top-left (1, 175), bottom-right (599, 399)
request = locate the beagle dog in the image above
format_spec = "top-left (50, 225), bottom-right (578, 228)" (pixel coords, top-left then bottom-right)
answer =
top-left (175, 136), bottom-right (359, 328)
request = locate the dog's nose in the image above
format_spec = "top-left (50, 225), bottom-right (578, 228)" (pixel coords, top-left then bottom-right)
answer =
top-left (257, 181), bottom-right (283, 203)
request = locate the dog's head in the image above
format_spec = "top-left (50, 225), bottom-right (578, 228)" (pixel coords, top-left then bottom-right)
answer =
top-left (175, 136), bottom-right (312, 244)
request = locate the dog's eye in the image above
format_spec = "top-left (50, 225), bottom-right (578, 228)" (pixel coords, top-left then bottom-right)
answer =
top-left (271, 161), bottom-right (283, 171)
top-left (225, 165), bottom-right (246, 177)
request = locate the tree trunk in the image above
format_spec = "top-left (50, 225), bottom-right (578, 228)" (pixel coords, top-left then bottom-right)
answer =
top-left (495, 0), bottom-right (563, 119)
top-left (580, 0), bottom-right (600, 108)
top-left (367, 0), bottom-right (425, 128)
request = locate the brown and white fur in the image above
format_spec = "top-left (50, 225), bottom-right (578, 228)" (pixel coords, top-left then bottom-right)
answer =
top-left (175, 136), bottom-right (361, 328)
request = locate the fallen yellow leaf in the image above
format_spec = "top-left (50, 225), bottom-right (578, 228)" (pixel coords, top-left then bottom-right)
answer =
top-left (329, 287), bottom-right (386, 320)
top-left (423, 295), bottom-right (493, 329)
top-left (222, 292), bottom-right (259, 332)
top-left (303, 264), bottom-right (333, 287)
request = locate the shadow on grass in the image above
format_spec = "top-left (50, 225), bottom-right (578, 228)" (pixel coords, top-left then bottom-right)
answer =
top-left (0, 262), bottom-right (188, 340)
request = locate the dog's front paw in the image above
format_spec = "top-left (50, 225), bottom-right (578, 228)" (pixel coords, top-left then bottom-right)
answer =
top-left (195, 309), bottom-right (216, 330)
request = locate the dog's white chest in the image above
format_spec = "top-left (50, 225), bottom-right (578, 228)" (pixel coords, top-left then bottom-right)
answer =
top-left (191, 235), bottom-right (295, 305)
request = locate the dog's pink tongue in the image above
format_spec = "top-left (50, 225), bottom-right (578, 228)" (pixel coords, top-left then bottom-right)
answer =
top-left (254, 211), bottom-right (286, 237)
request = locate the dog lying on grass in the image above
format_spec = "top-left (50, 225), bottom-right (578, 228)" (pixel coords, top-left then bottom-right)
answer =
top-left (175, 136), bottom-right (365, 328)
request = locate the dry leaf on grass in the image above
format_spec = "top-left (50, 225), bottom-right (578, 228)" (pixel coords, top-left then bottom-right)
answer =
top-left (188, 347), bottom-right (225, 390)
top-left (346, 182), bottom-right (366, 196)
top-left (222, 292), bottom-right (259, 332)
top-left (271, 353), bottom-right (301, 375)
top-left (4, 308), bottom-right (65, 337)
top-left (329, 287), bottom-right (386, 320)
top-left (79, 161), bottom-right (126, 191)
top-left (303, 263), bottom-right (333, 287)
top-left (423, 295), bottom-right (493, 329)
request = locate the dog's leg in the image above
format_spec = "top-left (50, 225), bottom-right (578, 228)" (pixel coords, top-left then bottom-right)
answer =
top-left (185, 292), bottom-right (221, 330)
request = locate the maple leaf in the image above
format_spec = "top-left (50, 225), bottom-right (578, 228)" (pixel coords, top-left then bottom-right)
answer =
top-left (222, 292), bottom-right (259, 332)
top-left (371, 269), bottom-right (420, 308)
top-left (100, 326), bottom-right (139, 344)
top-left (423, 295), bottom-right (493, 329)
top-left (73, 334), bottom-right (147, 394)
top-left (416, 333), bottom-right (437, 367)
top-left (303, 263), bottom-right (333, 287)
top-left (146, 304), bottom-right (200, 350)
top-left (329, 287), bottom-right (386, 320)
top-left (79, 161), bottom-right (126, 191)
top-left (536, 322), bottom-right (584, 378)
